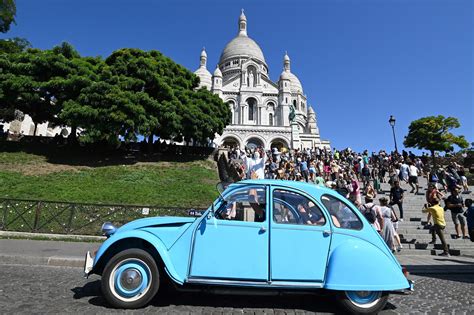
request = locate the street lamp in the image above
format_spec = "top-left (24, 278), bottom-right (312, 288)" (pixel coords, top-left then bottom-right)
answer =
top-left (388, 115), bottom-right (398, 153)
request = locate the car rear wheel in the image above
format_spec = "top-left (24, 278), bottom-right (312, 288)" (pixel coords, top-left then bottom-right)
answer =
top-left (101, 248), bottom-right (160, 309)
top-left (337, 290), bottom-right (388, 314)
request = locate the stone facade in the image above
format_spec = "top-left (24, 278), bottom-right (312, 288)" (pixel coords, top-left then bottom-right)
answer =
top-left (194, 10), bottom-right (330, 150)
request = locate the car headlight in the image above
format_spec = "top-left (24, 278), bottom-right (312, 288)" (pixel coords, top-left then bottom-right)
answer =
top-left (101, 222), bottom-right (117, 237)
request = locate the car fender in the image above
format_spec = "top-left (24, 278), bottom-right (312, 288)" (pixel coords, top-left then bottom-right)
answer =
top-left (93, 229), bottom-right (184, 285)
top-left (324, 236), bottom-right (410, 291)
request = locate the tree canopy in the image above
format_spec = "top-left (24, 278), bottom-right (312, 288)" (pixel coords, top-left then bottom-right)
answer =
top-left (60, 48), bottom-right (230, 144)
top-left (404, 115), bottom-right (469, 166)
top-left (0, 43), bottom-right (231, 145)
top-left (0, 0), bottom-right (16, 33)
top-left (0, 37), bottom-right (31, 53)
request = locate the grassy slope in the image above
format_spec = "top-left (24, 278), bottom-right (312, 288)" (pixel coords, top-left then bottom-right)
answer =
top-left (0, 152), bottom-right (219, 207)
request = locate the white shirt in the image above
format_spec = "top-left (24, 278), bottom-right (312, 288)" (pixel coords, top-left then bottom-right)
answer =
top-left (409, 165), bottom-right (419, 177)
top-left (243, 153), bottom-right (267, 179)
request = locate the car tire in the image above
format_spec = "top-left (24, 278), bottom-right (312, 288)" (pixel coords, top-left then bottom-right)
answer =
top-left (337, 291), bottom-right (389, 314)
top-left (101, 248), bottom-right (160, 309)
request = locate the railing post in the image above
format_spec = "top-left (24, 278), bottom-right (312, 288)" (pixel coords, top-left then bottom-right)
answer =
top-left (33, 201), bottom-right (42, 232)
top-left (67, 204), bottom-right (76, 234)
top-left (0, 199), bottom-right (6, 230)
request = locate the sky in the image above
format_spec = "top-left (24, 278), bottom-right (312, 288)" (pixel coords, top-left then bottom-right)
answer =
top-left (3, 0), bottom-right (473, 152)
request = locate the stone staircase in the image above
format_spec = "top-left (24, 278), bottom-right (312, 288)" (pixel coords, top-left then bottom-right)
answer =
top-left (376, 180), bottom-right (474, 257)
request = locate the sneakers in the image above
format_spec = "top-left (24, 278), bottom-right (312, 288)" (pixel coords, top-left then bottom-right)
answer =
top-left (439, 252), bottom-right (450, 257)
top-left (400, 218), bottom-right (404, 222)
top-left (453, 235), bottom-right (460, 239)
top-left (429, 240), bottom-right (436, 244)
top-left (463, 236), bottom-right (471, 240)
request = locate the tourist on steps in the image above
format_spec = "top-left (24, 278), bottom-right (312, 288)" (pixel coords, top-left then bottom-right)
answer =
top-left (423, 197), bottom-right (450, 256)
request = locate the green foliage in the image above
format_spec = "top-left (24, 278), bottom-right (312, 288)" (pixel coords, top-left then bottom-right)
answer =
top-left (0, 43), bottom-right (231, 144)
top-left (404, 115), bottom-right (469, 164)
top-left (0, 0), bottom-right (16, 33)
top-left (60, 48), bottom-right (231, 144)
top-left (0, 43), bottom-right (92, 130)
top-left (0, 37), bottom-right (31, 53)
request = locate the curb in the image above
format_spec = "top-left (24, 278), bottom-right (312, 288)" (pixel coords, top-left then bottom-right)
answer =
top-left (0, 230), bottom-right (105, 242)
top-left (0, 254), bottom-right (83, 268)
top-left (405, 265), bottom-right (474, 275)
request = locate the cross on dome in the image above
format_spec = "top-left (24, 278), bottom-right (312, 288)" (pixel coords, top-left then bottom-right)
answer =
top-left (238, 8), bottom-right (247, 36)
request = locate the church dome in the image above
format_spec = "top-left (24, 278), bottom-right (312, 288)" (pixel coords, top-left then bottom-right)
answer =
top-left (218, 10), bottom-right (266, 66)
top-left (219, 36), bottom-right (266, 65)
top-left (279, 70), bottom-right (291, 81)
top-left (194, 67), bottom-right (212, 88)
top-left (287, 72), bottom-right (303, 93)
top-left (278, 52), bottom-right (303, 93)
top-left (213, 65), bottom-right (222, 77)
top-left (194, 47), bottom-right (212, 89)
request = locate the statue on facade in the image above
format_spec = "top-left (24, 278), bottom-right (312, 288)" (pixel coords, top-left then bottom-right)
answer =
top-left (289, 105), bottom-right (296, 122)
top-left (248, 71), bottom-right (254, 87)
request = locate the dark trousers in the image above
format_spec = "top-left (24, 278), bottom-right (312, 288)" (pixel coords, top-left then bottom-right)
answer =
top-left (431, 224), bottom-right (449, 253)
top-left (390, 201), bottom-right (404, 219)
top-left (302, 170), bottom-right (309, 182)
top-left (469, 228), bottom-right (474, 242)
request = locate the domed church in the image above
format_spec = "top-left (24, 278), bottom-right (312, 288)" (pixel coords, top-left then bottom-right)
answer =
top-left (194, 10), bottom-right (330, 150)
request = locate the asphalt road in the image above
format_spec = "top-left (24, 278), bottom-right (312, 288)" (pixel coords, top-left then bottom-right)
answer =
top-left (0, 263), bottom-right (472, 314)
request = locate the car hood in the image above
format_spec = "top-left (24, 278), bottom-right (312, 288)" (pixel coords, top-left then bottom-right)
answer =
top-left (116, 216), bottom-right (196, 234)
top-left (113, 216), bottom-right (198, 249)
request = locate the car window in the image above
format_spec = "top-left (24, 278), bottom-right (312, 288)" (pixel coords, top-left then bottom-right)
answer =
top-left (216, 186), bottom-right (266, 222)
top-left (321, 194), bottom-right (362, 230)
top-left (273, 189), bottom-right (326, 226)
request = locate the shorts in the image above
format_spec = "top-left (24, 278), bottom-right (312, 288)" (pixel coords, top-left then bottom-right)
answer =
top-left (451, 212), bottom-right (466, 225)
top-left (309, 167), bottom-right (316, 174)
top-left (408, 176), bottom-right (418, 184)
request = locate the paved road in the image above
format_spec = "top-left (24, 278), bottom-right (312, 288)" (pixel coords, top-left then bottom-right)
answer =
top-left (0, 263), bottom-right (473, 314)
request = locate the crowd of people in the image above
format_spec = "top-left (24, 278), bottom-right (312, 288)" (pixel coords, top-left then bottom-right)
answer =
top-left (226, 145), bottom-right (473, 255)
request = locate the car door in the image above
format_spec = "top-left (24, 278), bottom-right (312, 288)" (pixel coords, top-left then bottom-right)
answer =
top-left (270, 187), bottom-right (332, 283)
top-left (189, 185), bottom-right (269, 281)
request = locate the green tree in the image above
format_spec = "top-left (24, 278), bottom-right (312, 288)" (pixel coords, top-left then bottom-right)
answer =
top-left (0, 0), bottom-right (16, 33)
top-left (404, 115), bottom-right (469, 168)
top-left (0, 42), bottom-right (98, 135)
top-left (0, 37), bottom-right (31, 53)
top-left (61, 48), bottom-right (230, 145)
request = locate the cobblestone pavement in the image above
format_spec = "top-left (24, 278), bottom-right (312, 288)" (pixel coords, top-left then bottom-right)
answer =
top-left (0, 263), bottom-right (473, 314)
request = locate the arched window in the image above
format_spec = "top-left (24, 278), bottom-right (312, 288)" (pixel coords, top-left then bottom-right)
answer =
top-left (269, 113), bottom-right (273, 126)
top-left (247, 98), bottom-right (257, 121)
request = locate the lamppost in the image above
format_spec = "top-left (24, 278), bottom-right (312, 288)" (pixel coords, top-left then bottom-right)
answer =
top-left (388, 115), bottom-right (398, 153)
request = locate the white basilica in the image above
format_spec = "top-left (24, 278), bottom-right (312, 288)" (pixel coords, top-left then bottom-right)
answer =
top-left (194, 10), bottom-right (330, 150)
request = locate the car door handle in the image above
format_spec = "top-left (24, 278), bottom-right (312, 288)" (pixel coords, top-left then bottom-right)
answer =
top-left (260, 226), bottom-right (267, 233)
top-left (323, 230), bottom-right (332, 237)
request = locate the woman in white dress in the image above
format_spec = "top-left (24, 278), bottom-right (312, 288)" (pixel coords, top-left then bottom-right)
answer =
top-left (379, 197), bottom-right (397, 251)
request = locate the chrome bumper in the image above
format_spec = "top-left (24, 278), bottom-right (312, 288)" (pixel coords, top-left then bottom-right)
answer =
top-left (83, 251), bottom-right (94, 278)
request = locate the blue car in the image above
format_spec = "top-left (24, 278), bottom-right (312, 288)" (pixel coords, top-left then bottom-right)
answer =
top-left (83, 179), bottom-right (413, 314)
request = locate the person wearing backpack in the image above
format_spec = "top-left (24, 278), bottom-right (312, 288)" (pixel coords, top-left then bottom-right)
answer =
top-left (359, 196), bottom-right (384, 234)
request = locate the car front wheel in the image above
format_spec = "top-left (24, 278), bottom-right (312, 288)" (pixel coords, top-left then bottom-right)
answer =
top-left (101, 248), bottom-right (160, 309)
top-left (337, 290), bottom-right (388, 314)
